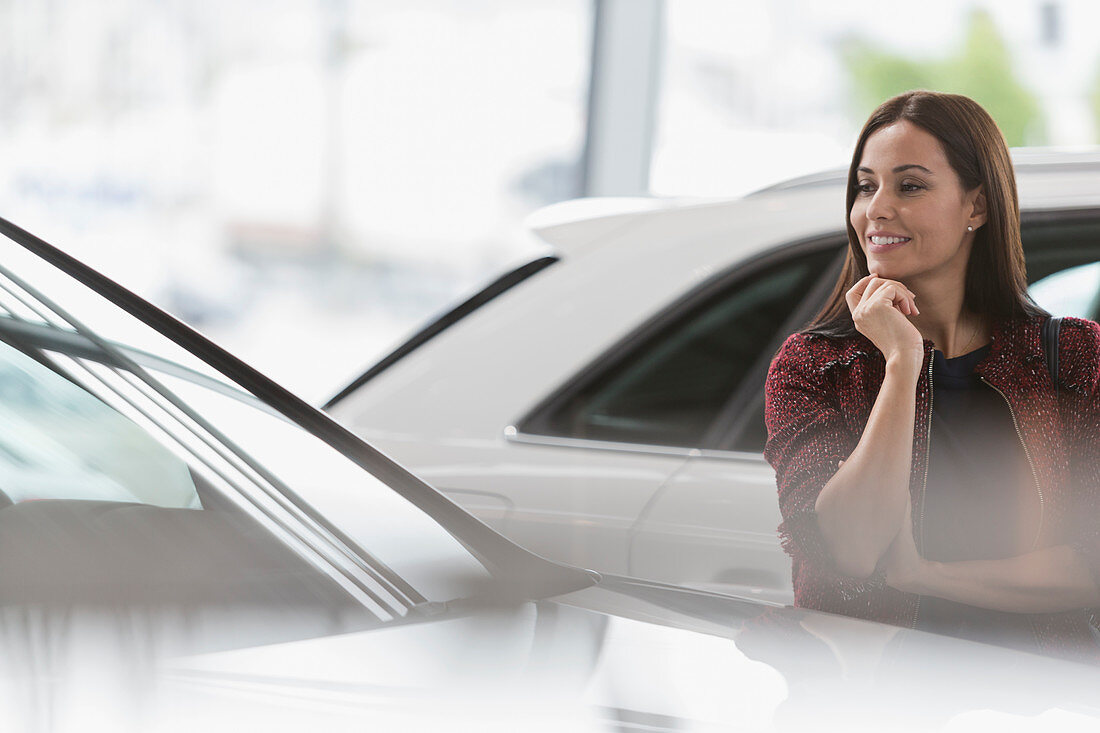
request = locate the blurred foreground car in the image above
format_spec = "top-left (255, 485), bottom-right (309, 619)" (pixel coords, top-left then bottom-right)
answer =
top-left (326, 150), bottom-right (1100, 606)
top-left (2, 216), bottom-right (1100, 731)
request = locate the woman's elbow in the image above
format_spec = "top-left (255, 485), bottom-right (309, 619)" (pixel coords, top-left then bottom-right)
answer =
top-left (830, 549), bottom-right (879, 581)
top-left (814, 504), bottom-right (882, 579)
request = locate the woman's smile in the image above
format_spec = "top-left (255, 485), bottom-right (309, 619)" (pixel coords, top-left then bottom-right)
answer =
top-left (868, 231), bottom-right (912, 253)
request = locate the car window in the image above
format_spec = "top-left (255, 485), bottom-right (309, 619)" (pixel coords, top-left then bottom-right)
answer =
top-left (1029, 261), bottom-right (1100, 319)
top-left (1022, 217), bottom-right (1100, 318)
top-left (0, 340), bottom-right (201, 507)
top-left (521, 247), bottom-right (838, 449)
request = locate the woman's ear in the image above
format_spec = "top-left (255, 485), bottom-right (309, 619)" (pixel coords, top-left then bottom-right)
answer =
top-left (969, 185), bottom-right (988, 230)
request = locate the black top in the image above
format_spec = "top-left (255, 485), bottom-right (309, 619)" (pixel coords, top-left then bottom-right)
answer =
top-left (914, 343), bottom-right (1042, 652)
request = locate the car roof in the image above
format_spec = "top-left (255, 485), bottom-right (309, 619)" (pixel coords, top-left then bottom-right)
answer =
top-left (529, 149), bottom-right (1100, 256)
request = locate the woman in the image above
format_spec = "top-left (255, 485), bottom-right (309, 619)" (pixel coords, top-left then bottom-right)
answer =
top-left (763, 90), bottom-right (1100, 661)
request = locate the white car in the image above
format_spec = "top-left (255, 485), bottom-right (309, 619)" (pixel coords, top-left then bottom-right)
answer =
top-left (326, 150), bottom-right (1100, 605)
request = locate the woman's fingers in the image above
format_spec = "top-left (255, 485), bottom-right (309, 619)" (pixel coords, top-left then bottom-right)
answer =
top-left (863, 280), bottom-right (901, 311)
top-left (896, 291), bottom-right (912, 316)
top-left (854, 276), bottom-right (919, 316)
top-left (847, 275), bottom-right (921, 322)
top-left (882, 284), bottom-right (919, 316)
top-left (845, 274), bottom-right (876, 310)
top-left (880, 283), bottom-right (918, 316)
top-left (889, 279), bottom-right (919, 314)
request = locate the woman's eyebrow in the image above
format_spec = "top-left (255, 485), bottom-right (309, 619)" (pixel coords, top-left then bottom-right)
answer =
top-left (857, 164), bottom-right (935, 175)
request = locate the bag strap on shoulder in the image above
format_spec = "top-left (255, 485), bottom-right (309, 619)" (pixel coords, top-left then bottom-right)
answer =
top-left (1042, 315), bottom-right (1062, 392)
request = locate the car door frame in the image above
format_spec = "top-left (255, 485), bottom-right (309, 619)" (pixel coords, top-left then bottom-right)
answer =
top-left (509, 231), bottom-right (849, 459)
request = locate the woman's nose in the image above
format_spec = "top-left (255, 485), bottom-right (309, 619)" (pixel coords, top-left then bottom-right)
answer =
top-left (865, 187), bottom-right (895, 220)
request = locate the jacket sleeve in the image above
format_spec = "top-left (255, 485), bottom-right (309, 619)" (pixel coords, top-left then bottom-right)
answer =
top-left (763, 333), bottom-right (884, 598)
top-left (1059, 318), bottom-right (1100, 590)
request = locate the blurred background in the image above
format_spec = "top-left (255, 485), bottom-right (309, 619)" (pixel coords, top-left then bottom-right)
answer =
top-left (1, 0), bottom-right (1098, 401)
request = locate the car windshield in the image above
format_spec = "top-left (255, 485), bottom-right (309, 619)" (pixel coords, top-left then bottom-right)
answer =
top-left (0, 218), bottom-right (586, 622)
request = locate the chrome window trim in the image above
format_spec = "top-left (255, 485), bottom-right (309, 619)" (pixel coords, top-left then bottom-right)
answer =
top-left (694, 447), bottom-right (771, 462)
top-left (503, 425), bottom-right (768, 463)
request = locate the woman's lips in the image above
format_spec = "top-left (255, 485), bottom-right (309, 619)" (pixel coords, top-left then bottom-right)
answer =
top-left (868, 237), bottom-right (911, 254)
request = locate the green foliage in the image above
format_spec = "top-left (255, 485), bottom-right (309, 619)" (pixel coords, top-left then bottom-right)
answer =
top-left (840, 9), bottom-right (1044, 146)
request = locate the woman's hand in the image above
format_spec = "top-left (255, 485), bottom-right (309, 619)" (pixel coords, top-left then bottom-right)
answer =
top-left (846, 274), bottom-right (924, 363)
top-left (882, 499), bottom-right (925, 594)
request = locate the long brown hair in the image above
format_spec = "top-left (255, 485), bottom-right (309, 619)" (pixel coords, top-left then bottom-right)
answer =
top-left (804, 90), bottom-right (1044, 337)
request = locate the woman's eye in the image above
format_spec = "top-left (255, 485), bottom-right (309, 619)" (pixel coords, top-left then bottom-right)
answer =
top-left (855, 182), bottom-right (874, 194)
top-left (901, 182), bottom-right (924, 192)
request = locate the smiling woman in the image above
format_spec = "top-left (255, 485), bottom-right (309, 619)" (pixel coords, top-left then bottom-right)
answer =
top-left (763, 90), bottom-right (1100, 662)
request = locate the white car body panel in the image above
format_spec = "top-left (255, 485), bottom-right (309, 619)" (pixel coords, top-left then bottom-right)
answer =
top-left (353, 435), bottom-right (690, 576)
top-left (629, 453), bottom-right (789, 602)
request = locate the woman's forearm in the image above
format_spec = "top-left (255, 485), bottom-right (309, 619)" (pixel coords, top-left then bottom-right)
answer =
top-left (904, 545), bottom-right (1100, 613)
top-left (814, 354), bottom-right (923, 578)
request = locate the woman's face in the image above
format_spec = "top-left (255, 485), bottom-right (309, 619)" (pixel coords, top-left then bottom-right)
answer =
top-left (849, 120), bottom-right (986, 285)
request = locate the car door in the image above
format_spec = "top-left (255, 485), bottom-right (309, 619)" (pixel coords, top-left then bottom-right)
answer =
top-left (514, 236), bottom-right (844, 593)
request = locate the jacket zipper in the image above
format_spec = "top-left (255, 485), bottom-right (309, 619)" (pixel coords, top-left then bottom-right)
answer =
top-left (911, 351), bottom-right (933, 630)
top-left (978, 376), bottom-right (1046, 551)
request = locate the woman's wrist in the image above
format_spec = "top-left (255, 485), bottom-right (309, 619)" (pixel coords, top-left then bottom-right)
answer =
top-left (884, 347), bottom-right (919, 367)
top-left (908, 559), bottom-right (940, 595)
top-left (889, 558), bottom-right (939, 595)
top-left (884, 350), bottom-right (924, 380)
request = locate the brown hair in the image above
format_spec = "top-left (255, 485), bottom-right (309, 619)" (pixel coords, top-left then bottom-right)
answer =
top-left (804, 90), bottom-right (1044, 337)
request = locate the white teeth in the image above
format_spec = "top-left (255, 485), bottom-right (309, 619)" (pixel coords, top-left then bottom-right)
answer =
top-left (870, 236), bottom-right (910, 245)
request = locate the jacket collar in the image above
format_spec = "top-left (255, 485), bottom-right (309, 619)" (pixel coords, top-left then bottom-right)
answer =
top-left (825, 314), bottom-right (1044, 376)
top-left (969, 314), bottom-right (1044, 380)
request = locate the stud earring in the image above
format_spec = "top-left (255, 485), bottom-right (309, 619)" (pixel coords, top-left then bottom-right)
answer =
top-left (967, 225), bottom-right (974, 232)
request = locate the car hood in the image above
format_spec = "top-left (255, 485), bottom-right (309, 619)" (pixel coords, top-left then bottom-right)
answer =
top-left (13, 576), bottom-right (1091, 733)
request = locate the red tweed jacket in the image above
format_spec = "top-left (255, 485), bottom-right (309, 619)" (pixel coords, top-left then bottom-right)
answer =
top-left (763, 313), bottom-right (1100, 661)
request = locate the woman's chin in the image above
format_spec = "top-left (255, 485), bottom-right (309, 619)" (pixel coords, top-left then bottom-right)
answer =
top-left (866, 260), bottom-right (904, 279)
